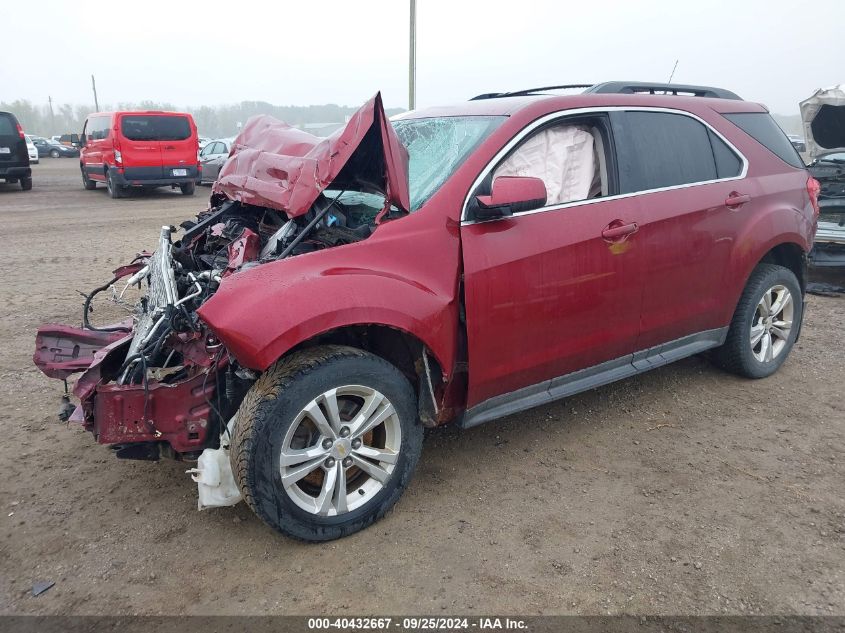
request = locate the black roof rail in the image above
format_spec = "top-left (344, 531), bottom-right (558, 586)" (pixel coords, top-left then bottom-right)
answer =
top-left (470, 81), bottom-right (742, 101)
top-left (470, 84), bottom-right (593, 100)
top-left (585, 81), bottom-right (742, 100)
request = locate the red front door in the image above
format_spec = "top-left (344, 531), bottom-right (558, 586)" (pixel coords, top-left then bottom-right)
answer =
top-left (460, 196), bottom-right (644, 408)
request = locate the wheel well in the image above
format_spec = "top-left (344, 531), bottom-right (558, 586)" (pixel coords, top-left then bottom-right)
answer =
top-left (289, 325), bottom-right (439, 399)
top-left (759, 243), bottom-right (807, 292)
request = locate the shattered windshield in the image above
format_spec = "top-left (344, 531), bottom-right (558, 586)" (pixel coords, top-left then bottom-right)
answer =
top-left (392, 115), bottom-right (505, 211)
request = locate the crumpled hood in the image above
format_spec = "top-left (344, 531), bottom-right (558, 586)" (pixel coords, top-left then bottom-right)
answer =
top-left (801, 86), bottom-right (845, 159)
top-left (211, 92), bottom-right (410, 217)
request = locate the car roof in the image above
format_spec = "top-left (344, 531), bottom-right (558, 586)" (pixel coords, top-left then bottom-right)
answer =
top-left (89, 111), bottom-right (193, 117)
top-left (397, 92), bottom-right (768, 121)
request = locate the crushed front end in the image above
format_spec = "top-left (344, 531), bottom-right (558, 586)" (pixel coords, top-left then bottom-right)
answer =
top-left (33, 223), bottom-right (254, 460)
top-left (32, 92), bottom-right (409, 463)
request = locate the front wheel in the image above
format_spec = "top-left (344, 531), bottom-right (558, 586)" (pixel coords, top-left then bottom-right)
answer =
top-left (49, 149), bottom-right (60, 158)
top-left (82, 168), bottom-right (96, 190)
top-left (712, 263), bottom-right (803, 378)
top-left (230, 345), bottom-right (423, 541)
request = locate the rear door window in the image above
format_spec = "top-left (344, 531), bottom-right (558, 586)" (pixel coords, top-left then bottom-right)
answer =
top-left (709, 129), bottom-right (743, 178)
top-left (723, 112), bottom-right (804, 168)
top-left (612, 111), bottom-right (738, 193)
top-left (121, 115), bottom-right (191, 141)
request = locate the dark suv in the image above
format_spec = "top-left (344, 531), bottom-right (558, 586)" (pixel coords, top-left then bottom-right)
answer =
top-left (34, 82), bottom-right (818, 541)
top-left (0, 111), bottom-right (32, 190)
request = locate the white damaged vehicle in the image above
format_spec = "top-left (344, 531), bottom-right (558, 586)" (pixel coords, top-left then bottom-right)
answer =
top-left (802, 86), bottom-right (845, 267)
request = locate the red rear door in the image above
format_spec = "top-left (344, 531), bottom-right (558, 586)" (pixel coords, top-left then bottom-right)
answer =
top-left (608, 110), bottom-right (748, 349)
top-left (158, 114), bottom-right (197, 178)
top-left (117, 114), bottom-right (164, 178)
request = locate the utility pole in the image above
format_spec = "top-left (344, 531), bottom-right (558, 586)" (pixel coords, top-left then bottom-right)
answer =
top-left (91, 74), bottom-right (100, 111)
top-left (48, 96), bottom-right (55, 134)
top-left (409, 0), bottom-right (416, 110)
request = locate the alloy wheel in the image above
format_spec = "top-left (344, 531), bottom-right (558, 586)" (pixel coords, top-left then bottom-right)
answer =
top-left (750, 284), bottom-right (793, 363)
top-left (279, 385), bottom-right (402, 517)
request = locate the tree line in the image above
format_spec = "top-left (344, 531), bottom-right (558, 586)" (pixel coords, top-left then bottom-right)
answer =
top-left (1, 99), bottom-right (405, 138)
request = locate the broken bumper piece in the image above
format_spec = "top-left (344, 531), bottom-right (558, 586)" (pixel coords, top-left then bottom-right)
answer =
top-left (33, 321), bottom-right (218, 455)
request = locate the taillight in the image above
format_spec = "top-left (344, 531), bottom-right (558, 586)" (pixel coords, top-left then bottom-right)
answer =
top-left (15, 123), bottom-right (24, 139)
top-left (807, 177), bottom-right (821, 218)
top-left (114, 149), bottom-right (122, 165)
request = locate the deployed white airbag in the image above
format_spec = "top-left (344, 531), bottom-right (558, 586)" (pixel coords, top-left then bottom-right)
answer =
top-left (494, 125), bottom-right (599, 205)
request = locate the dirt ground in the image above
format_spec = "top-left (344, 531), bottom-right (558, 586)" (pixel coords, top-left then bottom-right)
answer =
top-left (0, 159), bottom-right (843, 616)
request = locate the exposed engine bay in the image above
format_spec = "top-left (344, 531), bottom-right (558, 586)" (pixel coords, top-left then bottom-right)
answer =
top-left (114, 190), bottom-right (387, 391)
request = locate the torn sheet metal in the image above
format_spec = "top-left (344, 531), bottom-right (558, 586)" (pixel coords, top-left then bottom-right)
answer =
top-left (211, 92), bottom-right (410, 218)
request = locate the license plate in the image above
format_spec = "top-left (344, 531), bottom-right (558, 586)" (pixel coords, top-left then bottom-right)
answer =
top-left (172, 168), bottom-right (187, 177)
top-left (0, 147), bottom-right (10, 154)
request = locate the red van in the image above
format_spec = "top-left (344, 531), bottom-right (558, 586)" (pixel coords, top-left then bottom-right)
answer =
top-left (79, 111), bottom-right (200, 198)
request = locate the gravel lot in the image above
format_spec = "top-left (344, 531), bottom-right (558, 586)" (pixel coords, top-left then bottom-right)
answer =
top-left (0, 160), bottom-right (843, 616)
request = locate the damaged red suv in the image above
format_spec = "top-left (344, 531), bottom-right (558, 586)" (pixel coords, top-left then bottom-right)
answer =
top-left (34, 82), bottom-right (819, 541)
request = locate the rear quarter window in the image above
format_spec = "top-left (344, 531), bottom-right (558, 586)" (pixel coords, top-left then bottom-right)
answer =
top-left (723, 112), bottom-right (804, 169)
top-left (0, 115), bottom-right (16, 136)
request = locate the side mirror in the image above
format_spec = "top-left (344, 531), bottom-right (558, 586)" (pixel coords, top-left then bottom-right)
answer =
top-left (474, 176), bottom-right (547, 220)
top-left (72, 134), bottom-right (82, 147)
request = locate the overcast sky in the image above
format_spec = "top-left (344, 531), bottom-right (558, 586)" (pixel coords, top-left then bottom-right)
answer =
top-left (2, 0), bottom-right (842, 115)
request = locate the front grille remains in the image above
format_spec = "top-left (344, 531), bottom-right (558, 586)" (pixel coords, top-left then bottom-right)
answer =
top-left (123, 227), bottom-right (178, 374)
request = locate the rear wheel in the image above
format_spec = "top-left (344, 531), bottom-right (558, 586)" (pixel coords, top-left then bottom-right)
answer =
top-left (49, 149), bottom-right (60, 158)
top-left (106, 171), bottom-right (124, 198)
top-left (712, 263), bottom-right (803, 378)
top-left (230, 345), bottom-right (423, 541)
top-left (20, 177), bottom-right (32, 191)
top-left (180, 181), bottom-right (195, 196)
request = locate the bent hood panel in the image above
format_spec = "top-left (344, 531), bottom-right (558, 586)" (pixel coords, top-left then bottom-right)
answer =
top-left (801, 86), bottom-right (845, 158)
top-left (211, 92), bottom-right (410, 217)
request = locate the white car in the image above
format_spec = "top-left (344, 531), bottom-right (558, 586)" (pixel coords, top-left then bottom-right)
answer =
top-left (199, 137), bottom-right (235, 184)
top-left (24, 135), bottom-right (39, 164)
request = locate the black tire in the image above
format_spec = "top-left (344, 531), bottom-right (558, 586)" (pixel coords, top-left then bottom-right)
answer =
top-left (711, 263), bottom-right (803, 378)
top-left (49, 149), bottom-right (60, 158)
top-left (20, 177), bottom-right (32, 191)
top-left (230, 345), bottom-right (423, 541)
top-left (180, 181), bottom-right (195, 196)
top-left (82, 168), bottom-right (96, 190)
top-left (106, 171), bottom-right (123, 199)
